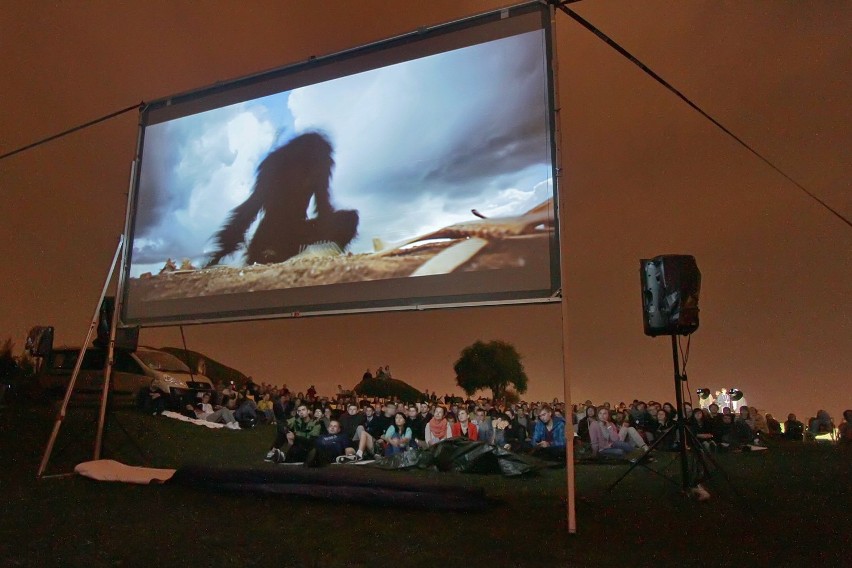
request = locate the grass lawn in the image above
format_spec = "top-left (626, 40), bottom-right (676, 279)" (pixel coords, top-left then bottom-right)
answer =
top-left (1, 402), bottom-right (848, 567)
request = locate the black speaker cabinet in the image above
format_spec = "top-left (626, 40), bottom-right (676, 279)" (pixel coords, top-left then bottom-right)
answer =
top-left (95, 297), bottom-right (140, 351)
top-left (640, 255), bottom-right (701, 337)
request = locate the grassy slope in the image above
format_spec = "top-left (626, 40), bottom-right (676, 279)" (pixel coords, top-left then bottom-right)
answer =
top-left (0, 402), bottom-right (848, 568)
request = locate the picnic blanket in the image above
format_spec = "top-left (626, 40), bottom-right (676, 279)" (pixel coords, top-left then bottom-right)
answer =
top-left (161, 410), bottom-right (225, 428)
top-left (75, 459), bottom-right (176, 484)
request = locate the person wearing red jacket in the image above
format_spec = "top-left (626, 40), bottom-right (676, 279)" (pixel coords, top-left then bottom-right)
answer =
top-left (451, 408), bottom-right (479, 441)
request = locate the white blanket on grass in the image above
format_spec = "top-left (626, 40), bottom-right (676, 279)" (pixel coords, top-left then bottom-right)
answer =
top-left (75, 459), bottom-right (176, 484)
top-left (161, 410), bottom-right (224, 428)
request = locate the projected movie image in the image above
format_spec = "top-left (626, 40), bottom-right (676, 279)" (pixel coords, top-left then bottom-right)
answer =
top-left (126, 16), bottom-right (556, 323)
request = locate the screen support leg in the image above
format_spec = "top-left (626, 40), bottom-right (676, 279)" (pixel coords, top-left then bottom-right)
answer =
top-left (37, 236), bottom-right (124, 479)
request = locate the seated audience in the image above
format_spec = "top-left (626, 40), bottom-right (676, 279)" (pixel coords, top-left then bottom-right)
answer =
top-left (504, 409), bottom-right (528, 451)
top-left (706, 403), bottom-right (720, 423)
top-left (689, 409), bottom-right (714, 449)
top-left (188, 393), bottom-right (240, 429)
top-left (653, 409), bottom-right (678, 451)
top-left (382, 412), bottom-right (413, 457)
top-left (338, 402), bottom-right (367, 443)
top-left (766, 413), bottom-right (782, 436)
top-left (143, 381), bottom-right (168, 415)
top-left (839, 410), bottom-right (852, 444)
top-left (630, 402), bottom-right (657, 442)
top-left (589, 408), bottom-right (642, 459)
top-left (577, 405), bottom-right (597, 445)
top-left (451, 409), bottom-right (479, 441)
top-left (425, 406), bottom-right (452, 446)
top-left (309, 419), bottom-right (358, 466)
top-left (782, 413), bottom-right (805, 442)
top-left (808, 409), bottom-right (834, 437)
top-left (532, 405), bottom-right (567, 461)
top-left (408, 405), bottom-right (429, 446)
top-left (272, 404), bottom-right (321, 463)
top-left (234, 392), bottom-right (258, 426)
top-left (473, 408), bottom-right (494, 445)
top-left (257, 393), bottom-right (275, 424)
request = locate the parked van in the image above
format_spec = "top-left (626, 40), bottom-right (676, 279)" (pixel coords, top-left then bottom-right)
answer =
top-left (35, 346), bottom-right (214, 407)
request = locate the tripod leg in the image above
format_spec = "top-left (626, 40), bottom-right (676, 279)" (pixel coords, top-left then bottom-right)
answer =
top-left (607, 424), bottom-right (677, 492)
top-left (683, 426), bottom-right (749, 505)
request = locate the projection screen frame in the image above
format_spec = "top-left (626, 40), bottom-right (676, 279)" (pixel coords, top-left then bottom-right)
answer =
top-left (120, 1), bottom-right (563, 327)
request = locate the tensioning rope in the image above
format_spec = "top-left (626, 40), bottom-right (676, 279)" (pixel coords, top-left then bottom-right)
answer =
top-left (555, 2), bottom-right (850, 230)
top-left (0, 102), bottom-right (143, 161)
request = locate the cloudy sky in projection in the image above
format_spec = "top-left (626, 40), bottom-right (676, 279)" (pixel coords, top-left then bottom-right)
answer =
top-left (130, 29), bottom-right (553, 276)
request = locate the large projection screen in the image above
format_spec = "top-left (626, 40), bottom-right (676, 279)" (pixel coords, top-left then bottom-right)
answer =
top-left (122, 2), bottom-right (559, 326)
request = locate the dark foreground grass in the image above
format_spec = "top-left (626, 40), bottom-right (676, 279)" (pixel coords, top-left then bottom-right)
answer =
top-left (1, 402), bottom-right (848, 568)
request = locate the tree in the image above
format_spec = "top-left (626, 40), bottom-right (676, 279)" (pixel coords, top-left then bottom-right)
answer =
top-left (0, 338), bottom-right (19, 381)
top-left (453, 340), bottom-right (528, 401)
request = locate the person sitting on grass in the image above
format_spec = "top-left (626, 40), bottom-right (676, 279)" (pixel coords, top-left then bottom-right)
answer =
top-left (589, 407), bottom-right (643, 460)
top-left (807, 409), bottom-right (834, 439)
top-left (689, 408), bottom-right (715, 449)
top-left (766, 413), bottom-right (782, 436)
top-left (408, 405), bottom-right (428, 447)
top-left (493, 413), bottom-right (512, 450)
top-left (143, 381), bottom-right (168, 415)
top-left (312, 408), bottom-right (328, 435)
top-left (653, 409), bottom-right (678, 451)
top-left (532, 405), bottom-right (568, 461)
top-left (630, 401), bottom-right (657, 443)
top-left (257, 393), bottom-right (275, 424)
top-left (338, 402), bottom-right (367, 443)
top-left (717, 413), bottom-right (751, 449)
top-left (838, 410), bottom-right (852, 444)
top-left (265, 394), bottom-right (294, 461)
top-left (425, 406), bottom-right (452, 446)
top-left (577, 405), bottom-right (597, 445)
top-left (782, 413), bottom-right (805, 441)
top-left (451, 408), bottom-right (479, 441)
top-left (234, 391), bottom-right (258, 427)
top-left (505, 408), bottom-right (529, 445)
top-left (382, 412), bottom-right (413, 457)
top-left (473, 408), bottom-right (493, 445)
top-left (271, 404), bottom-right (321, 463)
top-left (706, 403), bottom-right (721, 424)
top-left (189, 392), bottom-right (240, 429)
top-left (307, 419), bottom-right (358, 466)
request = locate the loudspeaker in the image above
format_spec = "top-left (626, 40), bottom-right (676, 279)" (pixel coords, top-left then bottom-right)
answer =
top-left (26, 326), bottom-right (54, 357)
top-left (640, 255), bottom-right (701, 337)
top-left (94, 297), bottom-right (140, 352)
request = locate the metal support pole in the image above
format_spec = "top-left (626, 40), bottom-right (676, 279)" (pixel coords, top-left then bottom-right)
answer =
top-left (549, 3), bottom-right (577, 535)
top-left (671, 334), bottom-right (691, 490)
top-left (94, 161), bottom-right (136, 460)
top-left (37, 236), bottom-right (124, 478)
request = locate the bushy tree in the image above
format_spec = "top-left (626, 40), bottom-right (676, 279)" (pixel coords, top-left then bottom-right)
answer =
top-left (0, 338), bottom-right (19, 380)
top-left (453, 340), bottom-right (528, 400)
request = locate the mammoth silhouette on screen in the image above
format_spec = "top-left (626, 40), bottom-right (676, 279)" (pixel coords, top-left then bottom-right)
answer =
top-left (205, 132), bottom-right (359, 267)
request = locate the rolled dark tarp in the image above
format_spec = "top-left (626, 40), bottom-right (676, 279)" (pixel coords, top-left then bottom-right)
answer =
top-left (168, 464), bottom-right (488, 511)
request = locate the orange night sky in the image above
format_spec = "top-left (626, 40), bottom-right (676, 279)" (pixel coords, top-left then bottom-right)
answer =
top-left (1, 2), bottom-right (849, 422)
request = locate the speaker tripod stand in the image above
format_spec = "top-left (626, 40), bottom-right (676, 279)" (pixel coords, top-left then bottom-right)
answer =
top-left (608, 335), bottom-right (739, 500)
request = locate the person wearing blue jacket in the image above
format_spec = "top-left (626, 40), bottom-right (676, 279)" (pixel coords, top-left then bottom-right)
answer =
top-left (532, 405), bottom-right (567, 462)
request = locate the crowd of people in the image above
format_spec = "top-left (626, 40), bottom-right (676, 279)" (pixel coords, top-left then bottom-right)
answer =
top-left (142, 377), bottom-right (852, 467)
